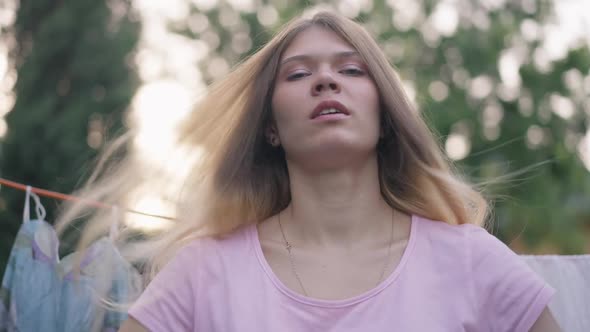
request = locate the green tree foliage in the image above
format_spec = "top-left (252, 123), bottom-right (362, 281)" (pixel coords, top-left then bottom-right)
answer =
top-left (0, 0), bottom-right (140, 276)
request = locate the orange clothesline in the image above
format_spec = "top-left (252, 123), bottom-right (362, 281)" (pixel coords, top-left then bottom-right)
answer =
top-left (0, 177), bottom-right (175, 221)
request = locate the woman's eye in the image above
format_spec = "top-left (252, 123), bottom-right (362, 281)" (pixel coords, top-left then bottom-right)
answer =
top-left (341, 67), bottom-right (364, 76)
top-left (286, 71), bottom-right (308, 81)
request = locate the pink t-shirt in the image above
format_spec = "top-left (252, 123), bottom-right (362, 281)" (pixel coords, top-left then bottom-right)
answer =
top-left (128, 215), bottom-right (554, 331)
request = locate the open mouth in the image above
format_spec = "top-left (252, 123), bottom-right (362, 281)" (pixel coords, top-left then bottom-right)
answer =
top-left (311, 100), bottom-right (350, 119)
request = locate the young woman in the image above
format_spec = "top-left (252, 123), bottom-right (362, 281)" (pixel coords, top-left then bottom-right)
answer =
top-left (62, 10), bottom-right (560, 332)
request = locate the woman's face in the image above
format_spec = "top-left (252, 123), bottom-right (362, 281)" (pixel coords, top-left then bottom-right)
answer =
top-left (271, 26), bottom-right (381, 168)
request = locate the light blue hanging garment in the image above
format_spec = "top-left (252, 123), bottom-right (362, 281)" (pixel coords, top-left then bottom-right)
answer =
top-left (0, 186), bottom-right (59, 331)
top-left (0, 187), bottom-right (142, 332)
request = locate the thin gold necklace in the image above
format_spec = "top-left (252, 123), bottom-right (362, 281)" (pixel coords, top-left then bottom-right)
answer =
top-left (277, 209), bottom-right (395, 297)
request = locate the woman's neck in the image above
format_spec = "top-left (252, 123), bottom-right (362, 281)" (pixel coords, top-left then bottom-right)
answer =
top-left (283, 156), bottom-right (393, 249)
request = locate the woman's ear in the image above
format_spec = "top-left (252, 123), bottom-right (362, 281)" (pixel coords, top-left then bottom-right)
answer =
top-left (265, 124), bottom-right (281, 147)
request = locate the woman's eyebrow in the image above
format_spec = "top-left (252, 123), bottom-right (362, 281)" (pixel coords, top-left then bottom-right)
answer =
top-left (279, 51), bottom-right (360, 67)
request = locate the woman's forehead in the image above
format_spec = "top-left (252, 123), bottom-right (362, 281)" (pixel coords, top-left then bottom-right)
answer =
top-left (280, 26), bottom-right (356, 61)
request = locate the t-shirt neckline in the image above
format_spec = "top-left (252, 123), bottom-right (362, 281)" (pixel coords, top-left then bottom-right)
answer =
top-left (248, 214), bottom-right (419, 308)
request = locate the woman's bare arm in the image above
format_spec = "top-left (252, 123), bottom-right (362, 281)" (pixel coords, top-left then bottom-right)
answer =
top-left (118, 317), bottom-right (149, 332)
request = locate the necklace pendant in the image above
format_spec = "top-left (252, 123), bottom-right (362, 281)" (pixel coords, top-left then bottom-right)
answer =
top-left (286, 242), bottom-right (292, 252)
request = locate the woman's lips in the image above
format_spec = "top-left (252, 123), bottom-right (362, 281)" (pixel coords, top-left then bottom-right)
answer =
top-left (310, 100), bottom-right (350, 119)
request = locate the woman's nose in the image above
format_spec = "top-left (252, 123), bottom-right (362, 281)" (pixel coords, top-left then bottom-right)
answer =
top-left (311, 72), bottom-right (341, 96)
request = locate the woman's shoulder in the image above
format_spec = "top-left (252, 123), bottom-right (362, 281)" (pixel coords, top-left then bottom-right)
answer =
top-left (415, 214), bottom-right (483, 231)
top-left (128, 230), bottom-right (244, 332)
top-left (414, 214), bottom-right (489, 247)
top-left (132, 225), bottom-right (256, 291)
top-left (169, 223), bottom-right (256, 267)
top-left (413, 214), bottom-right (522, 267)
top-left (413, 215), bottom-right (554, 331)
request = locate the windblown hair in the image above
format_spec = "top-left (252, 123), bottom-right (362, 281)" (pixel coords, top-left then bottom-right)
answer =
top-left (55, 10), bottom-right (489, 289)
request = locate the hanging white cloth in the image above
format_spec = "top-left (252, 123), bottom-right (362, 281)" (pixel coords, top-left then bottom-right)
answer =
top-left (520, 255), bottom-right (590, 332)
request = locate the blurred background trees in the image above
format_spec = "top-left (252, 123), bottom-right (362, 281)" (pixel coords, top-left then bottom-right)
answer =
top-left (0, 0), bottom-right (140, 276)
top-left (0, 0), bottom-right (589, 275)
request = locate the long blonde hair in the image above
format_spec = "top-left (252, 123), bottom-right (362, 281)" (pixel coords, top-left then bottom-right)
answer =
top-left (55, 11), bottom-right (488, 284)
